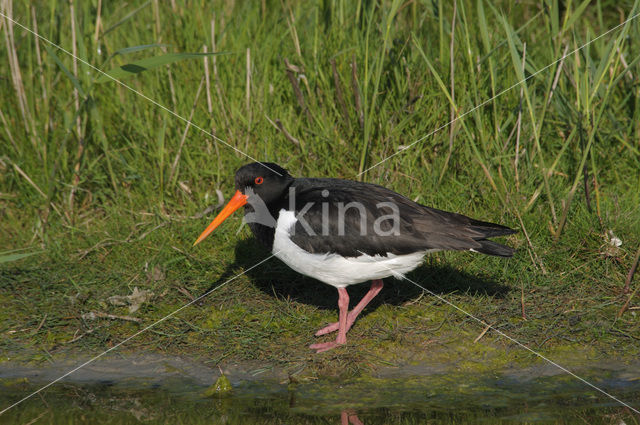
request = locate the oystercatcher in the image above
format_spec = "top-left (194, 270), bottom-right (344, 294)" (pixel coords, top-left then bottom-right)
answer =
top-left (194, 162), bottom-right (516, 353)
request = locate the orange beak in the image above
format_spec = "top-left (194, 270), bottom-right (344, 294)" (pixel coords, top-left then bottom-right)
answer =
top-left (193, 190), bottom-right (248, 246)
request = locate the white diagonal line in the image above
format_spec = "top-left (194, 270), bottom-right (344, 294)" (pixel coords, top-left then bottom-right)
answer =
top-left (0, 252), bottom-right (278, 416)
top-left (0, 11), bottom-right (282, 176)
top-left (357, 10), bottom-right (640, 177)
top-left (361, 251), bottom-right (639, 414)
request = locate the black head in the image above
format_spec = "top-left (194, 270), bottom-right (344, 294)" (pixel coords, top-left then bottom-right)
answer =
top-left (193, 162), bottom-right (293, 246)
top-left (235, 162), bottom-right (293, 205)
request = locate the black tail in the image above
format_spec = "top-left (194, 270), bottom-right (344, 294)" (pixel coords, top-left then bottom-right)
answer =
top-left (475, 239), bottom-right (515, 257)
top-left (468, 218), bottom-right (517, 239)
top-left (467, 219), bottom-right (517, 257)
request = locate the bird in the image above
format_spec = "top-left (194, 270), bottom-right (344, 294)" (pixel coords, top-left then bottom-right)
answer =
top-left (194, 162), bottom-right (516, 353)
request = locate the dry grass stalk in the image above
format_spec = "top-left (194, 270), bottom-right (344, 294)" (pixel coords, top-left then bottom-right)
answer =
top-left (177, 287), bottom-right (195, 301)
top-left (285, 58), bottom-right (312, 122)
top-left (547, 44), bottom-right (569, 106)
top-left (203, 43), bottom-right (219, 158)
top-left (203, 45), bottom-right (213, 115)
top-left (330, 58), bottom-right (350, 129)
top-left (617, 277), bottom-right (639, 319)
top-left (30, 5), bottom-right (47, 104)
top-left (211, 17), bottom-right (219, 79)
top-left (168, 76), bottom-right (206, 184)
top-left (93, 0), bottom-right (102, 43)
top-left (473, 322), bottom-right (492, 343)
top-left (13, 162), bottom-right (46, 198)
top-left (153, 0), bottom-right (177, 109)
top-left (582, 163), bottom-right (591, 212)
top-left (33, 313), bottom-right (47, 334)
top-left (265, 115), bottom-right (301, 146)
top-left (69, 0), bottom-right (84, 214)
top-left (2, 0), bottom-right (38, 156)
top-left (246, 48), bottom-right (251, 115)
top-left (12, 161), bottom-right (63, 217)
top-left (211, 16), bottom-right (232, 140)
top-left (350, 56), bottom-right (364, 129)
top-left (521, 280), bottom-right (527, 320)
top-left (245, 48), bottom-right (252, 150)
top-left (514, 42), bottom-right (526, 191)
top-left (440, 0), bottom-right (457, 184)
top-left (616, 45), bottom-right (634, 81)
top-left (82, 311), bottom-right (142, 323)
top-left (281, 0), bottom-right (302, 59)
top-left (0, 107), bottom-right (18, 151)
top-left (623, 246), bottom-right (640, 295)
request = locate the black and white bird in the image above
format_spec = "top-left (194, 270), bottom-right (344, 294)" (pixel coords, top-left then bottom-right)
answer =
top-left (194, 162), bottom-right (516, 352)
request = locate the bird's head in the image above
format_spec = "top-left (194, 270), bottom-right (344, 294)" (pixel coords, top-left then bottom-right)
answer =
top-left (234, 162), bottom-right (292, 205)
top-left (193, 162), bottom-right (292, 246)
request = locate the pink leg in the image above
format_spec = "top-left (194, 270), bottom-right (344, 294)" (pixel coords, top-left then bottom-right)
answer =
top-left (348, 412), bottom-right (364, 425)
top-left (309, 287), bottom-right (349, 353)
top-left (315, 279), bottom-right (384, 336)
top-left (341, 410), bottom-right (364, 425)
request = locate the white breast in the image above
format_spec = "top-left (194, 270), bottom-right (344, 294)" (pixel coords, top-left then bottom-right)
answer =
top-left (272, 210), bottom-right (432, 288)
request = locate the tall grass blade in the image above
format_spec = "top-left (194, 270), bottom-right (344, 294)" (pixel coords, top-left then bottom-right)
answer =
top-left (43, 44), bottom-right (85, 97)
top-left (102, 0), bottom-right (152, 36)
top-left (0, 250), bottom-right (45, 264)
top-left (95, 52), bottom-right (230, 83)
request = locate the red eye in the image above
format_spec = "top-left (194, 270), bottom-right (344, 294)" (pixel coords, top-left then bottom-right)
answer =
top-left (254, 177), bottom-right (264, 185)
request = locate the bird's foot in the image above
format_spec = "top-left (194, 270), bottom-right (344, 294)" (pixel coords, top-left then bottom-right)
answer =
top-left (341, 410), bottom-right (364, 425)
top-left (314, 322), bottom-right (340, 336)
top-left (315, 315), bottom-right (356, 336)
top-left (309, 339), bottom-right (345, 353)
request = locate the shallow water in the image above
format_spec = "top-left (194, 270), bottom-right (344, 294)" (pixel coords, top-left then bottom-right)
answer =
top-left (1, 356), bottom-right (639, 424)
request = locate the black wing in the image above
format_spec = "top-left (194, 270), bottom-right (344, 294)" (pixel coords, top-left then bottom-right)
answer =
top-left (284, 178), bottom-right (516, 258)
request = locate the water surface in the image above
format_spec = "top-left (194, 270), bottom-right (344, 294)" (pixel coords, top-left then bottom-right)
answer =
top-left (1, 355), bottom-right (638, 424)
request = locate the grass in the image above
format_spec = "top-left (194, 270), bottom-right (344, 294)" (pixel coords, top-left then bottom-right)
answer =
top-left (1, 0), bottom-right (640, 382)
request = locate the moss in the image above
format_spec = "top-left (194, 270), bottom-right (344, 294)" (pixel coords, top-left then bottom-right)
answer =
top-left (203, 374), bottom-right (233, 398)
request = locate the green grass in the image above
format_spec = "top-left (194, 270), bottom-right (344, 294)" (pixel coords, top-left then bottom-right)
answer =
top-left (1, 0), bottom-right (640, 378)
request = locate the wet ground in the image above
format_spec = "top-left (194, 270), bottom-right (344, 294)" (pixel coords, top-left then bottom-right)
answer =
top-left (1, 354), bottom-right (639, 424)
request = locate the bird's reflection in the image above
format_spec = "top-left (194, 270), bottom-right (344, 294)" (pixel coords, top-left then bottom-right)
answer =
top-left (341, 409), bottom-right (364, 425)
top-left (288, 382), bottom-right (366, 424)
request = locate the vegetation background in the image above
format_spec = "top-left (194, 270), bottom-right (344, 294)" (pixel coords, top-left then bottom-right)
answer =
top-left (1, 0), bottom-right (639, 379)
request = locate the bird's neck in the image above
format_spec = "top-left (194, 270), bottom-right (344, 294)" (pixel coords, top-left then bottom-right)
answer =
top-left (244, 198), bottom-right (285, 250)
top-left (244, 179), bottom-right (294, 249)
